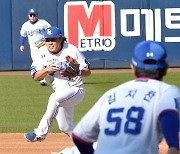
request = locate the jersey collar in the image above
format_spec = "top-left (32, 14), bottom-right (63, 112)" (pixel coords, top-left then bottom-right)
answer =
top-left (135, 77), bottom-right (155, 81)
top-left (30, 19), bottom-right (38, 24)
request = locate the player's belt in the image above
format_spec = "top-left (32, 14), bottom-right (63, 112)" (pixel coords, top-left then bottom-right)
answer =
top-left (35, 40), bottom-right (45, 49)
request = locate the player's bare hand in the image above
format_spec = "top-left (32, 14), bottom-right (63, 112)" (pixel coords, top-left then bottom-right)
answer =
top-left (46, 62), bottom-right (59, 73)
top-left (20, 46), bottom-right (25, 52)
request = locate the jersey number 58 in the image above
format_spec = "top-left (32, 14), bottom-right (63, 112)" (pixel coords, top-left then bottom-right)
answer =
top-left (105, 107), bottom-right (145, 135)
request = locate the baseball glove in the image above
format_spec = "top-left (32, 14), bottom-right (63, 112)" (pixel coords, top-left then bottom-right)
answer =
top-left (60, 56), bottom-right (80, 78)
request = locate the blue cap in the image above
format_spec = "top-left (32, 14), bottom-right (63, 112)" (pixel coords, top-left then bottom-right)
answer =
top-left (44, 26), bottom-right (62, 39)
top-left (132, 40), bottom-right (167, 69)
top-left (28, 8), bottom-right (38, 15)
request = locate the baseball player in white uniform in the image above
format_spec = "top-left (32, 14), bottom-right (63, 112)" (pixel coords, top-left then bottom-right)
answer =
top-left (24, 26), bottom-right (91, 142)
top-left (20, 8), bottom-right (51, 86)
top-left (72, 41), bottom-right (180, 154)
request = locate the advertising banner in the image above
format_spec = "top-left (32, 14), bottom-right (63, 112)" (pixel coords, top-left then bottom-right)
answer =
top-left (60, 0), bottom-right (180, 68)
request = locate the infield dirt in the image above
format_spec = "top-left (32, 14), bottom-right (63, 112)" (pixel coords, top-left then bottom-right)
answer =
top-left (0, 133), bottom-right (168, 154)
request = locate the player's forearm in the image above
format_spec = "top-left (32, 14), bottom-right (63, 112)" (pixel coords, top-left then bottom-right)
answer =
top-left (20, 36), bottom-right (25, 46)
top-left (81, 68), bottom-right (91, 77)
top-left (33, 63), bottom-right (59, 81)
top-left (33, 68), bottom-right (49, 81)
top-left (168, 147), bottom-right (179, 154)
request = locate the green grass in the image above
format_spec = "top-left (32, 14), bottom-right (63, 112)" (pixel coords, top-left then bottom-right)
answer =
top-left (74, 73), bottom-right (134, 123)
top-left (0, 71), bottom-right (179, 133)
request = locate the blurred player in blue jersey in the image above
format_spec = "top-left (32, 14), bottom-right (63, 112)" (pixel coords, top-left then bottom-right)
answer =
top-left (72, 40), bottom-right (180, 154)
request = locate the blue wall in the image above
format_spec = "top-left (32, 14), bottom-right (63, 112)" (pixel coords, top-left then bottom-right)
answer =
top-left (0, 0), bottom-right (12, 70)
top-left (1, 0), bottom-right (180, 70)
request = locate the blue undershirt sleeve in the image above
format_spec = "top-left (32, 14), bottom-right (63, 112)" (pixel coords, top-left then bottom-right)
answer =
top-left (20, 36), bottom-right (25, 46)
top-left (72, 134), bottom-right (94, 154)
top-left (159, 111), bottom-right (179, 150)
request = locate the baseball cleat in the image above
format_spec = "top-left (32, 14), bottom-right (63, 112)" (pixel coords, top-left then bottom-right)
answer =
top-left (40, 82), bottom-right (47, 86)
top-left (24, 132), bottom-right (45, 142)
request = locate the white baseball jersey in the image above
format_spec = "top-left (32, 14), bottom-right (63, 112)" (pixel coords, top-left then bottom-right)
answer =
top-left (31, 42), bottom-right (90, 138)
top-left (20, 19), bottom-right (51, 61)
top-left (73, 78), bottom-right (180, 154)
top-left (20, 19), bottom-right (51, 47)
top-left (31, 42), bottom-right (89, 91)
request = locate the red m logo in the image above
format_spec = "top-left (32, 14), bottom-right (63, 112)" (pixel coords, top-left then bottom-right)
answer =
top-left (64, 1), bottom-right (115, 51)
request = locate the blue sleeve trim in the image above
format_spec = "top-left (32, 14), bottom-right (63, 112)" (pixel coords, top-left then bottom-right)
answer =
top-left (31, 66), bottom-right (37, 78)
top-left (159, 111), bottom-right (179, 150)
top-left (85, 59), bottom-right (90, 68)
top-left (72, 133), bottom-right (94, 154)
top-left (20, 36), bottom-right (26, 46)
